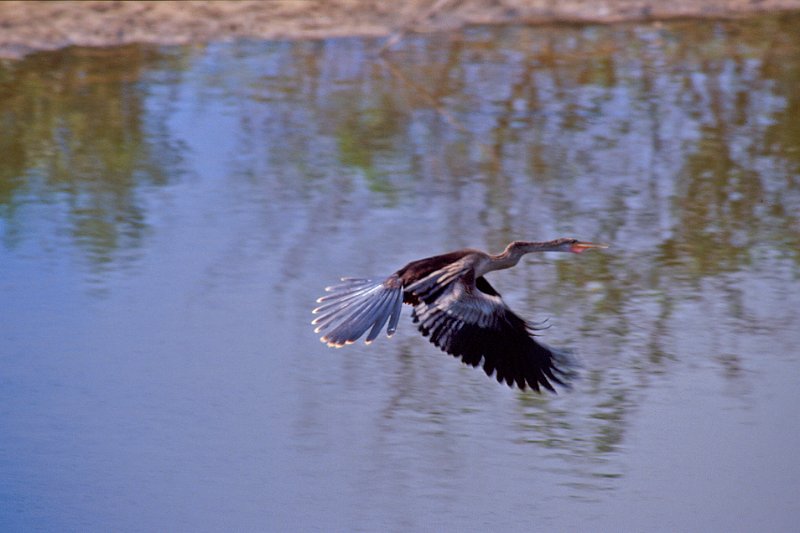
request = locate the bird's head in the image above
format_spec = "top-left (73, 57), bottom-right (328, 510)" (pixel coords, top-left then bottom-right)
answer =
top-left (559, 238), bottom-right (609, 254)
top-left (509, 238), bottom-right (608, 254)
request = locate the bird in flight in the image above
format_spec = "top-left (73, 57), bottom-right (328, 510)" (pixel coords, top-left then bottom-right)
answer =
top-left (312, 238), bottom-right (607, 392)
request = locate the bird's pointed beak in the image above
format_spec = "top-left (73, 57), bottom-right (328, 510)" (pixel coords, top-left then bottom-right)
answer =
top-left (570, 241), bottom-right (609, 254)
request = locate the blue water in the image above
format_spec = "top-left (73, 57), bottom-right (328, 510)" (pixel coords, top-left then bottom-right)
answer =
top-left (1, 14), bottom-right (800, 531)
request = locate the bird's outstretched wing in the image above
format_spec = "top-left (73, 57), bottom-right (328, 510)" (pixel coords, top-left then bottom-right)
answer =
top-left (407, 269), bottom-right (575, 392)
top-left (312, 277), bottom-right (404, 347)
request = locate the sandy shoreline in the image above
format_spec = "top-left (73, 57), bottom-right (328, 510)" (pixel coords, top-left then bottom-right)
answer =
top-left (2, 0), bottom-right (800, 59)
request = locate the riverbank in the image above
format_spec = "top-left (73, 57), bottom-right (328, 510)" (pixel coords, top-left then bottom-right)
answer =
top-left (2, 0), bottom-right (800, 58)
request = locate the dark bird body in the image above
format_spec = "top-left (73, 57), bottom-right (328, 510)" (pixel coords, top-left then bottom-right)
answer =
top-left (312, 238), bottom-right (606, 392)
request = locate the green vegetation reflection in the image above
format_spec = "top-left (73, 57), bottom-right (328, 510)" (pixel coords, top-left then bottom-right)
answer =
top-left (0, 45), bottom-right (187, 269)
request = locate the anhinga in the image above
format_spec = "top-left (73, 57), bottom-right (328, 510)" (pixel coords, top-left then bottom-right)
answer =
top-left (312, 238), bottom-right (607, 392)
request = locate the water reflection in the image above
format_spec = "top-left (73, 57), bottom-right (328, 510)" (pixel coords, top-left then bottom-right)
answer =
top-left (0, 46), bottom-right (187, 277)
top-left (1, 12), bottom-right (799, 531)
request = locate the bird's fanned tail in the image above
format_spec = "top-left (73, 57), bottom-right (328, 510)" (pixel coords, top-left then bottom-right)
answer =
top-left (312, 277), bottom-right (403, 347)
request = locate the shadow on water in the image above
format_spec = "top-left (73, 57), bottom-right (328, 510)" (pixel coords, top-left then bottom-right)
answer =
top-left (1, 11), bottom-right (799, 531)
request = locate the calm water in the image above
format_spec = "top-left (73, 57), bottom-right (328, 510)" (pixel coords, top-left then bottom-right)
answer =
top-left (2, 13), bottom-right (800, 532)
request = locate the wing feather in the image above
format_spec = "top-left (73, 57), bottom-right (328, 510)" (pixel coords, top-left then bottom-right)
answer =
top-left (409, 272), bottom-right (575, 392)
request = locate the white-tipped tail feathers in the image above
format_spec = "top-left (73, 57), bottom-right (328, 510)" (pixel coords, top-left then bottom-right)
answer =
top-left (312, 278), bottom-right (403, 347)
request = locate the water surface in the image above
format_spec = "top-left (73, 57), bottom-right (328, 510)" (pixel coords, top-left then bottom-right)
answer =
top-left (1, 13), bottom-right (799, 532)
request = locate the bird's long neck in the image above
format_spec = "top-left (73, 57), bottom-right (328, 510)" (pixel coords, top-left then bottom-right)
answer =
top-left (481, 240), bottom-right (566, 275)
